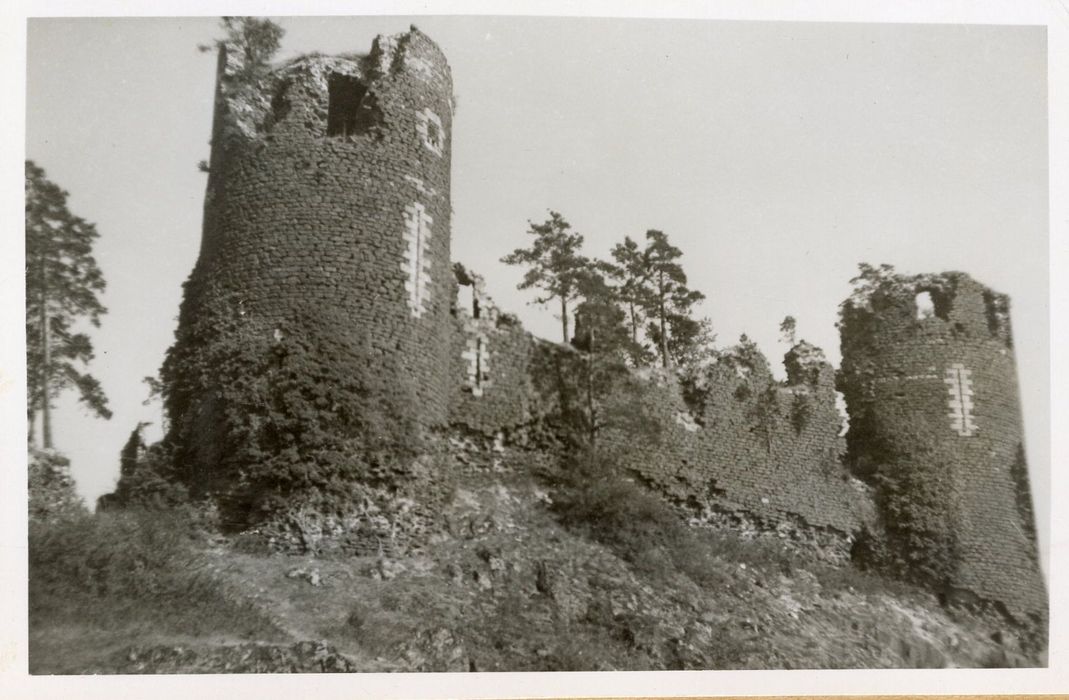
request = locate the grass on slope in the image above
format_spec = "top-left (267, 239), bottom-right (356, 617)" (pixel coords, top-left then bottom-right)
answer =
top-left (29, 508), bottom-right (284, 673)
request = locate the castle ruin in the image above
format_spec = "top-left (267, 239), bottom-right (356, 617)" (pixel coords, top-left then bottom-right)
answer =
top-left (160, 27), bottom-right (1045, 624)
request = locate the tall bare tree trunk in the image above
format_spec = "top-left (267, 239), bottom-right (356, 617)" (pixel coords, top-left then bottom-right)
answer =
top-left (585, 325), bottom-right (597, 447)
top-left (658, 271), bottom-right (669, 368)
top-left (560, 295), bottom-right (569, 343)
top-left (40, 261), bottom-right (52, 449)
top-left (628, 301), bottom-right (639, 347)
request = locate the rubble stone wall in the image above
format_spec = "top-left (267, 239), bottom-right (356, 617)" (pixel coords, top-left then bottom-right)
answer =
top-left (444, 276), bottom-right (873, 552)
top-left (599, 348), bottom-right (874, 545)
top-left (447, 266), bottom-right (543, 434)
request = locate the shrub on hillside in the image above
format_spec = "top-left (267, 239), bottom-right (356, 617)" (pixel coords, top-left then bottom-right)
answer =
top-left (550, 450), bottom-right (687, 565)
top-left (29, 508), bottom-right (280, 639)
top-left (28, 448), bottom-right (86, 523)
top-left (549, 449), bottom-right (814, 588)
top-left (98, 442), bottom-right (190, 511)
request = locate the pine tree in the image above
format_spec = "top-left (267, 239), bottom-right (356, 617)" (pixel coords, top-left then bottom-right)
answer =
top-left (603, 236), bottom-right (655, 366)
top-left (25, 160), bottom-right (111, 448)
top-left (642, 230), bottom-right (707, 368)
top-left (779, 315), bottom-right (797, 346)
top-left (501, 211), bottom-right (590, 343)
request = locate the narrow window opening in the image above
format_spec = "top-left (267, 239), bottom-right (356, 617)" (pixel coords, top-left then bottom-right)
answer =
top-left (915, 291), bottom-right (935, 320)
top-left (417, 109), bottom-right (445, 155)
top-left (426, 120), bottom-right (442, 151)
top-left (266, 80), bottom-right (291, 132)
top-left (476, 339), bottom-right (485, 389)
top-left (982, 289), bottom-right (1010, 339)
top-left (327, 74), bottom-right (368, 137)
top-left (456, 282), bottom-right (475, 318)
top-left (473, 297), bottom-right (481, 319)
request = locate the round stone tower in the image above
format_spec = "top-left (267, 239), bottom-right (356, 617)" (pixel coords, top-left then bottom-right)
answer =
top-left (838, 270), bottom-right (1045, 620)
top-left (184, 26), bottom-right (454, 425)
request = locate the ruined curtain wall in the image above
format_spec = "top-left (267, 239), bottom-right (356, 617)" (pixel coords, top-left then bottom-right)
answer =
top-left (598, 351), bottom-right (873, 552)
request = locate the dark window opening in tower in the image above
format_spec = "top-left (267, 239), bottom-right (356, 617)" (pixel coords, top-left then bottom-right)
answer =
top-left (426, 120), bottom-right (442, 150)
top-left (327, 74), bottom-right (369, 137)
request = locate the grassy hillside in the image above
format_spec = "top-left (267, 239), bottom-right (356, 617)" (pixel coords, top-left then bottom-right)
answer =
top-left (28, 446), bottom-right (1043, 673)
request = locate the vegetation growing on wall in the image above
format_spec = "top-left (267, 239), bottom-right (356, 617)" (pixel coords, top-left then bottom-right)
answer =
top-left (856, 427), bottom-right (962, 588)
top-left (157, 293), bottom-right (424, 524)
top-left (200, 17), bottom-right (285, 89)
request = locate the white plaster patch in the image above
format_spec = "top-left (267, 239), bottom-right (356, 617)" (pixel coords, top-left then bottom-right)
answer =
top-left (945, 363), bottom-right (978, 436)
top-left (401, 202), bottom-right (433, 317)
top-left (674, 410), bottom-right (699, 433)
top-left (403, 174), bottom-right (438, 199)
top-left (405, 54), bottom-right (436, 79)
top-left (416, 108), bottom-right (445, 156)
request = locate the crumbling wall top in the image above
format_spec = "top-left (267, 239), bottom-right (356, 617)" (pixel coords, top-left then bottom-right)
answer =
top-left (839, 268), bottom-right (1014, 350)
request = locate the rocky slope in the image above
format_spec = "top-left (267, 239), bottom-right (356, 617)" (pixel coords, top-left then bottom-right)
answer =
top-left (28, 443), bottom-right (1042, 674)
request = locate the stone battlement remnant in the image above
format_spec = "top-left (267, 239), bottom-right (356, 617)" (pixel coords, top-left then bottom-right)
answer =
top-left (157, 29), bottom-right (1044, 623)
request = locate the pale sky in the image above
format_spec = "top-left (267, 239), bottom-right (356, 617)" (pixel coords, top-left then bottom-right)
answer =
top-left (24, 16), bottom-right (1049, 564)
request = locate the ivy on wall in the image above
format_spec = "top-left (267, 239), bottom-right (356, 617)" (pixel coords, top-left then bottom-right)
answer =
top-left (158, 292), bottom-right (424, 524)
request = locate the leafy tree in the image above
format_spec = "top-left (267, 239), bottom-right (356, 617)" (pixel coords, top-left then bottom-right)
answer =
top-left (25, 160), bottom-right (111, 448)
top-left (118, 421), bottom-right (151, 483)
top-left (642, 230), bottom-right (706, 368)
top-left (502, 211), bottom-right (591, 343)
top-left (779, 315), bottom-right (797, 346)
top-left (647, 312), bottom-right (717, 369)
top-left (198, 16), bottom-right (284, 81)
top-left (841, 262), bottom-right (900, 311)
top-left (719, 333), bottom-right (772, 378)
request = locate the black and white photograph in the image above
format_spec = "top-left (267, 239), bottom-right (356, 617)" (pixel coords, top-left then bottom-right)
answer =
top-left (4, 1), bottom-right (1068, 695)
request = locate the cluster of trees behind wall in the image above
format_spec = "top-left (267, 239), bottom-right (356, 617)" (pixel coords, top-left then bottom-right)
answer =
top-left (502, 211), bottom-right (742, 451)
top-left (501, 211), bottom-right (715, 370)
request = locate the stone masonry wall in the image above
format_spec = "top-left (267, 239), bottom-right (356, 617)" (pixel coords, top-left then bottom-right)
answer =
top-left (599, 343), bottom-right (874, 548)
top-left (447, 264), bottom-right (550, 435)
top-left (838, 271), bottom-right (1046, 618)
top-left (443, 277), bottom-right (874, 553)
top-left (182, 27), bottom-right (455, 436)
